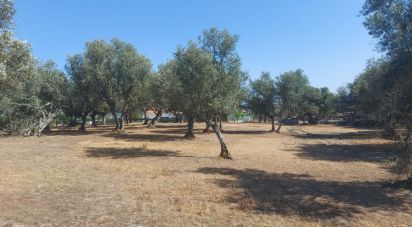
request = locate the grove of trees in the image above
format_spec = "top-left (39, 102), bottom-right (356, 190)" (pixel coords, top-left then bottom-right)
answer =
top-left (0, 0), bottom-right (411, 176)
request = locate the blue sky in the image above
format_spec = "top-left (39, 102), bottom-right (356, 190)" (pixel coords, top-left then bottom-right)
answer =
top-left (14, 0), bottom-right (380, 91)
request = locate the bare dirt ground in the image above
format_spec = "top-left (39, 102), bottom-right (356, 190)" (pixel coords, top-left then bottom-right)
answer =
top-left (0, 123), bottom-right (411, 226)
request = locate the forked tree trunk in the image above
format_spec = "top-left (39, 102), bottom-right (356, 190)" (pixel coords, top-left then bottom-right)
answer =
top-left (184, 115), bottom-right (195, 138)
top-left (275, 124), bottom-right (282, 133)
top-left (269, 115), bottom-right (276, 132)
top-left (36, 112), bottom-right (56, 136)
top-left (148, 110), bottom-right (161, 128)
top-left (276, 111), bottom-right (283, 133)
top-left (124, 113), bottom-right (129, 125)
top-left (110, 110), bottom-right (120, 130)
top-left (143, 109), bottom-right (149, 125)
top-left (119, 118), bottom-right (125, 130)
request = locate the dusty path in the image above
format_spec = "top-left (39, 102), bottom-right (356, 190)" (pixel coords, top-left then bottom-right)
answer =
top-left (0, 123), bottom-right (411, 226)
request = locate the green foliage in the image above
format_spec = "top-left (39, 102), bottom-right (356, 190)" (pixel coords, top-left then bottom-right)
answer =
top-left (247, 72), bottom-right (278, 117)
top-left (318, 87), bottom-right (337, 119)
top-left (232, 110), bottom-right (247, 122)
top-left (276, 69), bottom-right (309, 119)
top-left (68, 39), bottom-right (152, 130)
top-left (0, 2), bottom-right (68, 133)
top-left (0, 0), bottom-right (14, 32)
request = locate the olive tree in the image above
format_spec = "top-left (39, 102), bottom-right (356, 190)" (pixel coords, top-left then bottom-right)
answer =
top-left (0, 1), bottom-right (67, 135)
top-left (172, 40), bottom-right (244, 159)
top-left (81, 39), bottom-right (151, 132)
top-left (274, 69), bottom-right (309, 133)
top-left (146, 61), bottom-right (180, 128)
top-left (65, 54), bottom-right (101, 131)
top-left (199, 28), bottom-right (247, 133)
top-left (248, 72), bottom-right (279, 132)
top-left (357, 0), bottom-right (412, 175)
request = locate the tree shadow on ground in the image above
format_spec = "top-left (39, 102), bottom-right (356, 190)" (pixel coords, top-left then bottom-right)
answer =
top-left (153, 128), bottom-right (203, 135)
top-left (151, 124), bottom-right (186, 129)
top-left (196, 167), bottom-right (411, 219)
top-left (85, 147), bottom-right (210, 159)
top-left (291, 129), bottom-right (382, 140)
top-left (296, 143), bottom-right (400, 164)
top-left (45, 128), bottom-right (109, 136)
top-left (102, 133), bottom-right (183, 142)
top-left (222, 130), bottom-right (269, 135)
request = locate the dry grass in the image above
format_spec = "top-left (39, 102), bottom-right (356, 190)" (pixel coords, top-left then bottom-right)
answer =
top-left (0, 122), bottom-right (411, 226)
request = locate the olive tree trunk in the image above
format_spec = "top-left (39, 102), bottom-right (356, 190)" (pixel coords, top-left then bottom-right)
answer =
top-left (184, 115), bottom-right (196, 138)
top-left (269, 115), bottom-right (276, 132)
top-left (143, 109), bottom-right (149, 125)
top-left (148, 110), bottom-right (161, 128)
top-left (208, 118), bottom-right (232, 159)
top-left (79, 113), bottom-right (87, 132)
top-left (91, 112), bottom-right (97, 127)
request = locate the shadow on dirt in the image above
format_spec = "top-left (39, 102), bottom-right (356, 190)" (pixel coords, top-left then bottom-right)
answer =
top-left (102, 133), bottom-right (184, 142)
top-left (296, 143), bottom-right (400, 163)
top-left (291, 129), bottom-right (382, 140)
top-left (85, 147), bottom-right (214, 159)
top-left (196, 167), bottom-right (410, 219)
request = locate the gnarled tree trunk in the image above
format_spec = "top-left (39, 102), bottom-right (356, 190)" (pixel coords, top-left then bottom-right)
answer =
top-left (110, 110), bottom-right (120, 130)
top-left (184, 115), bottom-right (195, 138)
top-left (269, 115), bottom-right (276, 132)
top-left (79, 113), bottom-right (87, 131)
top-left (213, 120), bottom-right (231, 159)
top-left (143, 108), bottom-right (149, 125)
top-left (24, 111), bottom-right (57, 136)
top-left (207, 118), bottom-right (232, 159)
top-left (148, 110), bottom-right (161, 128)
top-left (275, 124), bottom-right (282, 133)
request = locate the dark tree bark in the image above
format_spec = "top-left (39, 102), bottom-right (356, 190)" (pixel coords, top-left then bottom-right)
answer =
top-left (110, 110), bottom-right (121, 130)
top-left (275, 111), bottom-right (283, 133)
top-left (264, 115), bottom-right (267, 123)
top-left (184, 115), bottom-right (195, 138)
top-left (275, 124), bottom-right (282, 133)
top-left (269, 115), bottom-right (276, 132)
top-left (143, 109), bottom-right (149, 125)
top-left (258, 114), bottom-right (263, 123)
top-left (148, 110), bottom-right (161, 128)
top-left (124, 113), bottom-right (129, 125)
top-left (91, 112), bottom-right (97, 127)
top-left (79, 113), bottom-right (87, 132)
top-left (107, 99), bottom-right (121, 131)
top-left (43, 124), bottom-right (51, 133)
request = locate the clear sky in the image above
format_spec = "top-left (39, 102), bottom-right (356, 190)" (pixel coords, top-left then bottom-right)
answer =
top-left (14, 0), bottom-right (380, 92)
